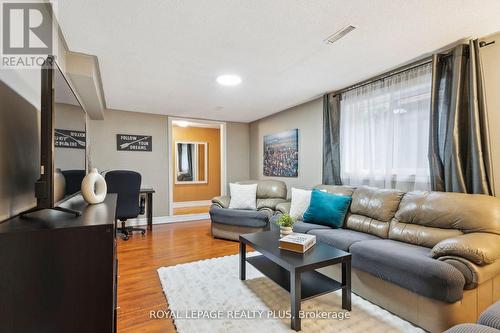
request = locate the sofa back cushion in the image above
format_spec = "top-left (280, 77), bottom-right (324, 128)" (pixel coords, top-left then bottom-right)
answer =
top-left (389, 191), bottom-right (500, 247)
top-left (238, 180), bottom-right (287, 199)
top-left (313, 184), bottom-right (355, 197)
top-left (345, 186), bottom-right (404, 238)
top-left (388, 220), bottom-right (463, 248)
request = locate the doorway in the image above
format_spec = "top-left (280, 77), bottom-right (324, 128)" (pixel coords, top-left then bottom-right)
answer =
top-left (167, 117), bottom-right (226, 218)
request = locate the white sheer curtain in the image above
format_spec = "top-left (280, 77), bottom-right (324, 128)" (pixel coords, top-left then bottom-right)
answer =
top-left (340, 63), bottom-right (432, 192)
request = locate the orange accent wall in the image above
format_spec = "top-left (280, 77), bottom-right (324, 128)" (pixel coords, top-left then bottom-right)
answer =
top-left (173, 125), bottom-right (221, 202)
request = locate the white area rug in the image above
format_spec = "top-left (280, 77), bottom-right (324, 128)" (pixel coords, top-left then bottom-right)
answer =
top-left (157, 253), bottom-right (425, 333)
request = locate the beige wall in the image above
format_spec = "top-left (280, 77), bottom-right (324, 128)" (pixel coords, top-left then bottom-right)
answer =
top-left (248, 36), bottom-right (500, 198)
top-left (480, 32), bottom-right (500, 196)
top-left (88, 109), bottom-right (170, 216)
top-left (88, 110), bottom-right (250, 217)
top-left (227, 122), bottom-right (250, 183)
top-left (172, 126), bottom-right (221, 202)
top-left (249, 98), bottom-right (323, 195)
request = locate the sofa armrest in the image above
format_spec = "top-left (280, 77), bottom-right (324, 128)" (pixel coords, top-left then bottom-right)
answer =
top-left (437, 255), bottom-right (500, 288)
top-left (256, 198), bottom-right (287, 211)
top-left (443, 323), bottom-right (500, 333)
top-left (479, 301), bottom-right (500, 330)
top-left (275, 202), bottom-right (291, 215)
top-left (211, 195), bottom-right (230, 209)
top-left (431, 233), bottom-right (500, 265)
top-left (257, 207), bottom-right (274, 220)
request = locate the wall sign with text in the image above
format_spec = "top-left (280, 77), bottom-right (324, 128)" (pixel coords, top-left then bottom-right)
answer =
top-left (54, 129), bottom-right (86, 149)
top-left (116, 134), bottom-right (152, 152)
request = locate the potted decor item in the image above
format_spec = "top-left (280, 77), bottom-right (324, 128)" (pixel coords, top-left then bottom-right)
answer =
top-left (276, 214), bottom-right (295, 237)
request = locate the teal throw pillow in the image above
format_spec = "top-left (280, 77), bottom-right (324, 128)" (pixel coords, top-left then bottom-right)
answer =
top-left (303, 189), bottom-right (351, 228)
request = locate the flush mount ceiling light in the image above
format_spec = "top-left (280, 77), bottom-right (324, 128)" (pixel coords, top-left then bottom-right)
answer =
top-left (324, 25), bottom-right (356, 44)
top-left (176, 120), bottom-right (190, 127)
top-left (216, 74), bottom-right (242, 86)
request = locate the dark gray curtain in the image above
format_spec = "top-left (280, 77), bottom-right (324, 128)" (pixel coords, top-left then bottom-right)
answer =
top-left (177, 143), bottom-right (183, 171)
top-left (428, 40), bottom-right (494, 195)
top-left (323, 93), bottom-right (342, 185)
top-left (186, 144), bottom-right (193, 176)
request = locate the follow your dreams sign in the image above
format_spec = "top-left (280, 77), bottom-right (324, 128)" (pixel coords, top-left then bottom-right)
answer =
top-left (1, 2), bottom-right (57, 68)
top-left (55, 129), bottom-right (86, 149)
top-left (116, 134), bottom-right (152, 152)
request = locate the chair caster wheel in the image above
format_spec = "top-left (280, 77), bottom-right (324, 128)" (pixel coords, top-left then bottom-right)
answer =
top-left (141, 230), bottom-right (146, 235)
top-left (122, 235), bottom-right (129, 241)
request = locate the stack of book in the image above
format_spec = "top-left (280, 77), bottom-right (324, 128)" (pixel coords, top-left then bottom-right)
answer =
top-left (279, 233), bottom-right (316, 253)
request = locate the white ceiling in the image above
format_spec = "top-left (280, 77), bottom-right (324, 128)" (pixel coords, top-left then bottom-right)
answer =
top-left (57, 0), bottom-right (500, 123)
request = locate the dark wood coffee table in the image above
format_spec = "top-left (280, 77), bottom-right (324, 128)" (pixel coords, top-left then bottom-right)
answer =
top-left (239, 231), bottom-right (351, 331)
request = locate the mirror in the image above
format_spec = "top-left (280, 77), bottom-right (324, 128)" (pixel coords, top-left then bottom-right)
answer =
top-left (53, 65), bottom-right (86, 202)
top-left (175, 142), bottom-right (208, 183)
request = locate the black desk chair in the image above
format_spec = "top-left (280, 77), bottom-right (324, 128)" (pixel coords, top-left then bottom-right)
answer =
top-left (62, 169), bottom-right (86, 196)
top-left (105, 170), bottom-right (146, 240)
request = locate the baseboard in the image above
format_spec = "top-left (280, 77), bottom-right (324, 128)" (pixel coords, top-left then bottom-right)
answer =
top-left (166, 213), bottom-right (210, 223)
top-left (126, 213), bottom-right (210, 226)
top-left (172, 200), bottom-right (212, 208)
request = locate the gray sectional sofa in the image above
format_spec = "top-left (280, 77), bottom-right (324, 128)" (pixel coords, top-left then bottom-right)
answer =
top-left (210, 180), bottom-right (287, 240)
top-left (272, 185), bottom-right (500, 333)
top-left (445, 301), bottom-right (500, 333)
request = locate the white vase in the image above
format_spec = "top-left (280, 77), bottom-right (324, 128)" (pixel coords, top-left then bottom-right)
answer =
top-left (280, 226), bottom-right (293, 237)
top-left (53, 168), bottom-right (66, 202)
top-left (81, 168), bottom-right (107, 204)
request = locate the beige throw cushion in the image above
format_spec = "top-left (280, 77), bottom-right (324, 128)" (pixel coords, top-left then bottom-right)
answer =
top-left (229, 183), bottom-right (257, 210)
top-left (289, 188), bottom-right (312, 219)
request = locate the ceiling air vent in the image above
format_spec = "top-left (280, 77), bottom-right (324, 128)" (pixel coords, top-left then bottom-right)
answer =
top-left (324, 25), bottom-right (356, 44)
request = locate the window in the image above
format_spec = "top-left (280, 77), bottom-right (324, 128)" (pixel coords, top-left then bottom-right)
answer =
top-left (339, 63), bottom-right (432, 191)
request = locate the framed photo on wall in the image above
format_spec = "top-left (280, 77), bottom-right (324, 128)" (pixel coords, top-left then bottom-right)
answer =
top-left (263, 129), bottom-right (299, 177)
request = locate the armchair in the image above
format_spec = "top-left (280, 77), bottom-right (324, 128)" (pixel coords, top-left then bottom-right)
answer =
top-left (210, 180), bottom-right (288, 241)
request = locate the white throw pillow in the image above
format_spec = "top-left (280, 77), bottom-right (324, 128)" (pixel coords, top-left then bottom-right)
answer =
top-left (289, 188), bottom-right (312, 219)
top-left (229, 183), bottom-right (258, 210)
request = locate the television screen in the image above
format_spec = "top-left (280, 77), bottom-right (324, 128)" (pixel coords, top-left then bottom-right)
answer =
top-left (53, 66), bottom-right (86, 202)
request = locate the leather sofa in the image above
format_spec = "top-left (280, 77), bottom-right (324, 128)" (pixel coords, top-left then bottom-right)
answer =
top-left (444, 301), bottom-right (500, 333)
top-left (272, 185), bottom-right (500, 333)
top-left (210, 180), bottom-right (287, 241)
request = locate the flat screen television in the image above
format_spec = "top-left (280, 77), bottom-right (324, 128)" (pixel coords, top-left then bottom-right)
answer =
top-left (21, 56), bottom-right (87, 217)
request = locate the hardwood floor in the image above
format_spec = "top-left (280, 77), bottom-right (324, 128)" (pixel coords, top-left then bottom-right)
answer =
top-left (116, 220), bottom-right (240, 333)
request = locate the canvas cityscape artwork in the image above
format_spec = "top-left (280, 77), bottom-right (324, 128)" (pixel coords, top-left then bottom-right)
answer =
top-left (263, 129), bottom-right (299, 177)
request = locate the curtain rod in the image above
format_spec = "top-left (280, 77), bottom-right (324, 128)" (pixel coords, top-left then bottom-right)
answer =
top-left (333, 56), bottom-right (433, 96)
top-left (330, 38), bottom-right (491, 97)
top-left (479, 40), bottom-right (495, 48)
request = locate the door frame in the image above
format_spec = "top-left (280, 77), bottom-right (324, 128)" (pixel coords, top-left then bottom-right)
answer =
top-left (167, 117), bottom-right (227, 216)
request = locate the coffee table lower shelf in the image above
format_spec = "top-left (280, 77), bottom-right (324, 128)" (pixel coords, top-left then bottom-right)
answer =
top-left (246, 255), bottom-right (342, 300)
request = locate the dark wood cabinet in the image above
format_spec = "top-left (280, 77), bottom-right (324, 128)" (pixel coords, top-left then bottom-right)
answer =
top-left (0, 195), bottom-right (118, 333)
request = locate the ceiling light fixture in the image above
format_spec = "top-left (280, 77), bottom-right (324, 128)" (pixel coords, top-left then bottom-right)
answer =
top-left (216, 74), bottom-right (242, 86)
top-left (176, 121), bottom-right (189, 127)
top-left (324, 25), bottom-right (356, 45)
